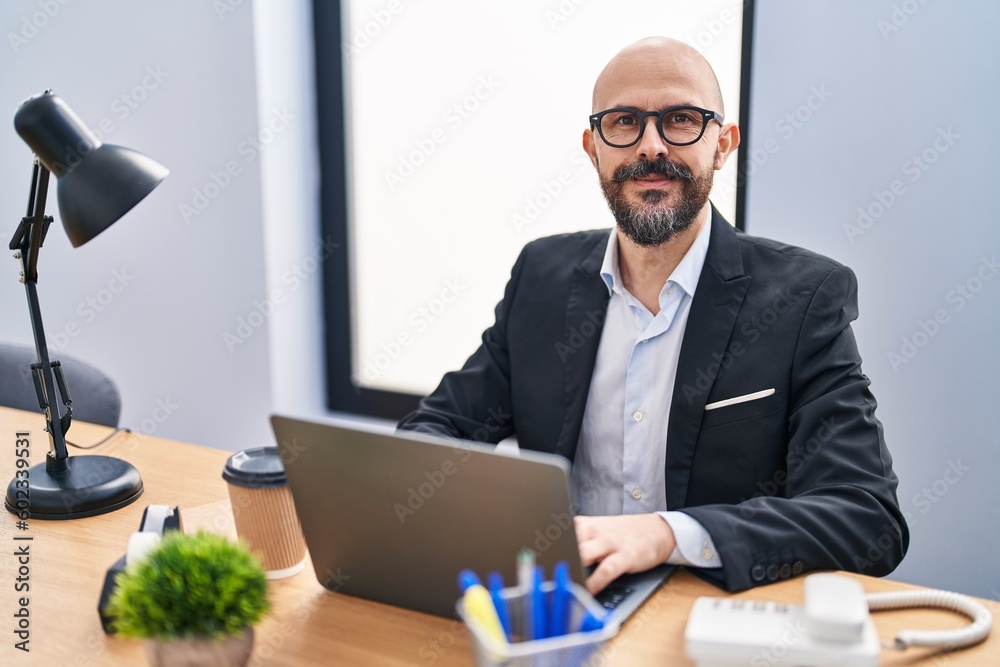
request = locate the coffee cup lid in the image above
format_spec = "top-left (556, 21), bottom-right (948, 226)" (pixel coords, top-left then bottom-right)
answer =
top-left (222, 447), bottom-right (287, 488)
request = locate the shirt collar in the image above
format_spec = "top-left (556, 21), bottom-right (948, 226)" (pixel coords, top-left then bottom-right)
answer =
top-left (599, 213), bottom-right (713, 300)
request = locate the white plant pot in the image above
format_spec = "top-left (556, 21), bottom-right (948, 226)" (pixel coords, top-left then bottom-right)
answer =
top-left (145, 627), bottom-right (254, 667)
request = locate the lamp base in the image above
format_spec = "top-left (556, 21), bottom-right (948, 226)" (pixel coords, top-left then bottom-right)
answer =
top-left (5, 455), bottom-right (143, 520)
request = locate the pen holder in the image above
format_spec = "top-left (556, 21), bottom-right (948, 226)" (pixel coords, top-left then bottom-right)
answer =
top-left (457, 581), bottom-right (620, 667)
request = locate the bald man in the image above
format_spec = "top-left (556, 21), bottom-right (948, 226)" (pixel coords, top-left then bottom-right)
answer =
top-left (399, 38), bottom-right (907, 593)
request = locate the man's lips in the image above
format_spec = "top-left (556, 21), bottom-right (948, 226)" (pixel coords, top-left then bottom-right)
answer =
top-left (632, 174), bottom-right (676, 185)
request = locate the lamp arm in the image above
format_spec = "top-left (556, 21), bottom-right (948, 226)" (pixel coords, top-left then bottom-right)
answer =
top-left (12, 159), bottom-right (71, 467)
top-left (24, 158), bottom-right (48, 282)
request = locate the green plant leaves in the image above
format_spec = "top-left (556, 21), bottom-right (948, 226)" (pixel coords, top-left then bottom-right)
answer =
top-left (107, 531), bottom-right (270, 640)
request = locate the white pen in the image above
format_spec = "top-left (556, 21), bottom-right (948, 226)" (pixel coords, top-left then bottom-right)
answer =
top-left (518, 548), bottom-right (536, 640)
top-left (518, 548), bottom-right (536, 593)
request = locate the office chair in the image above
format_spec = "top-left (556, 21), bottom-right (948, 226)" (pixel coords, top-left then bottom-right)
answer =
top-left (0, 342), bottom-right (122, 428)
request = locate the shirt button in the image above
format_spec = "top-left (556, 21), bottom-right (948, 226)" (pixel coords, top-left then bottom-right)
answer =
top-left (701, 547), bottom-right (714, 561)
top-left (640, 339), bottom-right (648, 344)
top-left (633, 411), bottom-right (643, 422)
top-left (631, 487), bottom-right (643, 500)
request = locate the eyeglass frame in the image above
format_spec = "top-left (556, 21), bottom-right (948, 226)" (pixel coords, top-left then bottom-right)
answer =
top-left (588, 105), bottom-right (725, 148)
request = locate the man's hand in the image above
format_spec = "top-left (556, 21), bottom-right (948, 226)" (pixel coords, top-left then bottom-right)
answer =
top-left (575, 514), bottom-right (676, 595)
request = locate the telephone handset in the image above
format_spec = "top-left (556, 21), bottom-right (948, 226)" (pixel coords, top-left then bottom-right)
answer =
top-left (684, 573), bottom-right (993, 666)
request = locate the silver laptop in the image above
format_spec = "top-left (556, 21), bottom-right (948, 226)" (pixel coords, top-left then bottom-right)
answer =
top-left (270, 414), bottom-right (675, 622)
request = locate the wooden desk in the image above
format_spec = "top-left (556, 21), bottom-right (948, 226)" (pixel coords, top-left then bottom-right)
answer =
top-left (0, 407), bottom-right (996, 665)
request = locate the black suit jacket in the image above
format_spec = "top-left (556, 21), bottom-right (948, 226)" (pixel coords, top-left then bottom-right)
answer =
top-left (398, 208), bottom-right (908, 591)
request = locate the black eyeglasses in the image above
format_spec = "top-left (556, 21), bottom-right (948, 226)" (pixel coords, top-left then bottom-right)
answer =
top-left (589, 106), bottom-right (724, 148)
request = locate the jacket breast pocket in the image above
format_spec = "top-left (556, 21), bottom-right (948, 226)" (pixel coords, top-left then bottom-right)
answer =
top-left (687, 389), bottom-right (789, 505)
top-left (700, 388), bottom-right (784, 430)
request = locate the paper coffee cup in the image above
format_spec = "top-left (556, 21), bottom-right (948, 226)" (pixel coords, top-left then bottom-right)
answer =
top-left (222, 447), bottom-right (306, 579)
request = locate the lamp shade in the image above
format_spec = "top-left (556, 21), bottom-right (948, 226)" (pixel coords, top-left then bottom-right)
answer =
top-left (13, 91), bottom-right (168, 247)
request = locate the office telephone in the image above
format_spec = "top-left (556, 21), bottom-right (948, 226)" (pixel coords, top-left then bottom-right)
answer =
top-left (684, 573), bottom-right (993, 666)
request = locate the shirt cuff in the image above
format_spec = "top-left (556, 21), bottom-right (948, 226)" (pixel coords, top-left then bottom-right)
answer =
top-left (657, 511), bottom-right (723, 568)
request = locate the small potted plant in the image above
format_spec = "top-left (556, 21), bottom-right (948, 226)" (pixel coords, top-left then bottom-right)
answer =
top-left (108, 530), bottom-right (270, 667)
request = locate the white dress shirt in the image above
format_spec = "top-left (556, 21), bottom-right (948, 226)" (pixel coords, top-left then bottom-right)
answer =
top-left (571, 218), bottom-right (722, 568)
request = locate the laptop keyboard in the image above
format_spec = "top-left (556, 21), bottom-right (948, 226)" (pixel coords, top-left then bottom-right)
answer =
top-left (595, 583), bottom-right (634, 611)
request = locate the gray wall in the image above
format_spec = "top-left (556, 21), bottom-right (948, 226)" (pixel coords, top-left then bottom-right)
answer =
top-left (748, 0), bottom-right (1000, 598)
top-left (0, 0), bottom-right (285, 451)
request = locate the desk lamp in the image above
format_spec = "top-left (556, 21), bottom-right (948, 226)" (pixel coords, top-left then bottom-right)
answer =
top-left (4, 91), bottom-right (167, 519)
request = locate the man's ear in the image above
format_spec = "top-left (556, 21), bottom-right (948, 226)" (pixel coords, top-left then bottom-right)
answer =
top-left (582, 128), bottom-right (599, 169)
top-left (714, 123), bottom-right (741, 171)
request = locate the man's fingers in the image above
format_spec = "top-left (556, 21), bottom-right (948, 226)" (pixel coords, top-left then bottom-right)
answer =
top-left (576, 514), bottom-right (675, 594)
top-left (574, 515), bottom-right (595, 541)
top-left (578, 534), bottom-right (612, 567)
top-left (585, 553), bottom-right (626, 595)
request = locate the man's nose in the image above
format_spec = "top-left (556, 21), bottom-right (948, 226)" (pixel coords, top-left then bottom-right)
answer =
top-left (634, 116), bottom-right (670, 160)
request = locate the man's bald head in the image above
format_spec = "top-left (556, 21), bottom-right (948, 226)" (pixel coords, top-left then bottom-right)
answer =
top-left (592, 37), bottom-right (724, 117)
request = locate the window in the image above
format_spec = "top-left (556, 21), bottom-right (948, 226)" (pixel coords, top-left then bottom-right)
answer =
top-left (314, 0), bottom-right (756, 418)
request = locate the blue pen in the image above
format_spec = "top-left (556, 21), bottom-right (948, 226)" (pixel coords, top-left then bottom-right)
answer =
top-left (579, 609), bottom-right (606, 633)
top-left (458, 570), bottom-right (507, 645)
top-left (551, 561), bottom-right (570, 637)
top-left (487, 572), bottom-right (511, 641)
top-left (532, 565), bottom-right (548, 640)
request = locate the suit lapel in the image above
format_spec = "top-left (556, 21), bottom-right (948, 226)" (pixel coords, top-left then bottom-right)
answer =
top-left (665, 208), bottom-right (750, 509)
top-left (554, 238), bottom-right (609, 462)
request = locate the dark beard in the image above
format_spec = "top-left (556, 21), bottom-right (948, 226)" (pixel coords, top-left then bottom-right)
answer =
top-left (599, 156), bottom-right (714, 247)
